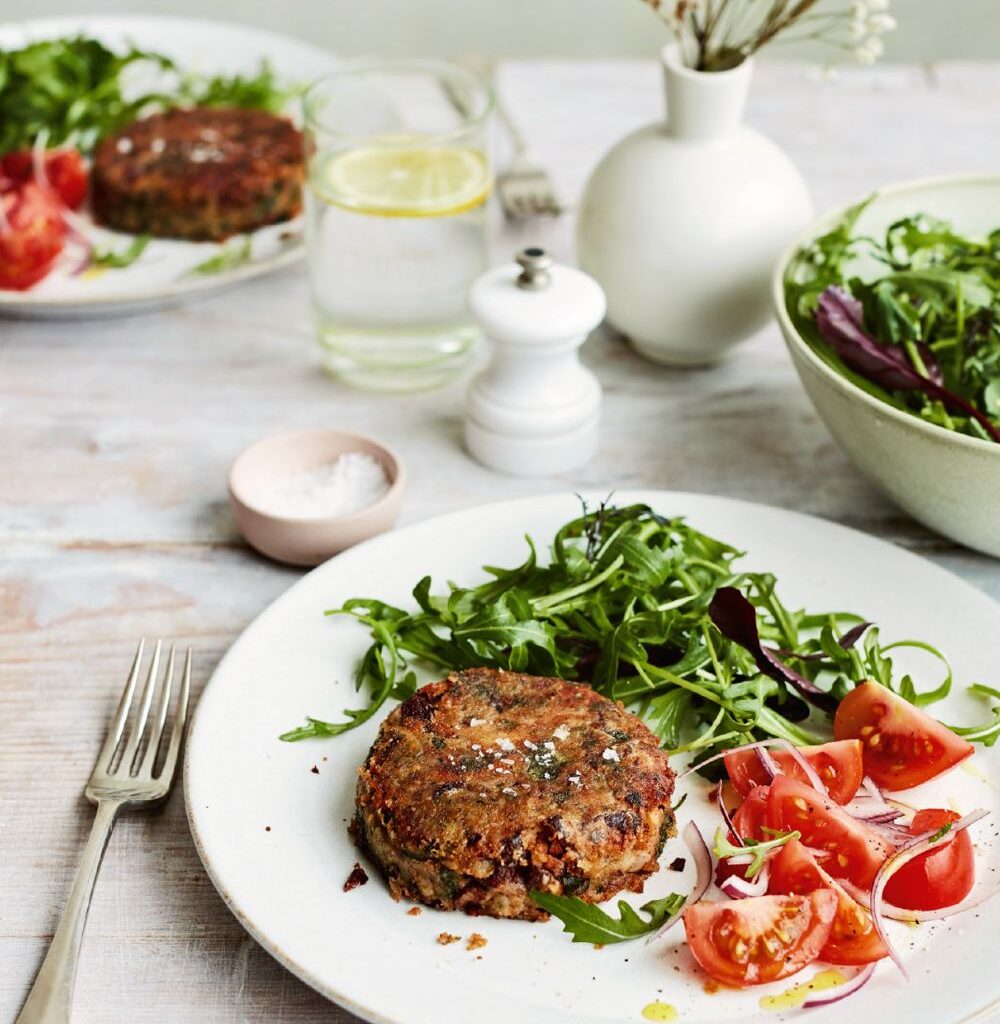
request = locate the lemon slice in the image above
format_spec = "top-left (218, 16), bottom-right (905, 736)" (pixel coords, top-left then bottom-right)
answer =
top-left (312, 141), bottom-right (491, 218)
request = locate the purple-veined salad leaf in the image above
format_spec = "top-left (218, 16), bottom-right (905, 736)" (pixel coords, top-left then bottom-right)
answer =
top-left (815, 287), bottom-right (1000, 443)
top-left (709, 587), bottom-right (838, 712)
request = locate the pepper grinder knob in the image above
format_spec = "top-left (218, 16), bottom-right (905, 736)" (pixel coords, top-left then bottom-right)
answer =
top-left (515, 247), bottom-right (554, 290)
top-left (465, 247), bottom-right (606, 477)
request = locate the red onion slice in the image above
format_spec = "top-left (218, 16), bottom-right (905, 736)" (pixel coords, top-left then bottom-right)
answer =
top-left (648, 821), bottom-right (712, 943)
top-left (678, 738), bottom-right (826, 796)
top-left (676, 739), bottom-right (779, 781)
top-left (878, 881), bottom-right (1000, 922)
top-left (716, 785), bottom-right (744, 847)
top-left (869, 808), bottom-right (989, 977)
top-left (861, 775), bottom-right (888, 807)
top-left (31, 129), bottom-right (94, 273)
top-left (755, 745), bottom-right (781, 781)
top-left (677, 737), bottom-right (829, 796)
top-left (844, 803), bottom-right (903, 823)
top-left (772, 739), bottom-right (828, 796)
top-left (720, 864), bottom-right (770, 899)
top-left (802, 963), bottom-right (876, 1007)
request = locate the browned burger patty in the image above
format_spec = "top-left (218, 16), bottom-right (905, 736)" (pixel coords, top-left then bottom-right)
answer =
top-left (90, 107), bottom-right (303, 241)
top-left (353, 668), bottom-right (676, 921)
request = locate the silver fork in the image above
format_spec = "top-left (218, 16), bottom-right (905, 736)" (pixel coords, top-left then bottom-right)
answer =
top-left (16, 639), bottom-right (192, 1024)
top-left (494, 95), bottom-right (564, 220)
top-left (443, 60), bottom-right (563, 220)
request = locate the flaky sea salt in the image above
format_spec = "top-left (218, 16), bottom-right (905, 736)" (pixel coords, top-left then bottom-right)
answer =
top-left (257, 452), bottom-right (389, 519)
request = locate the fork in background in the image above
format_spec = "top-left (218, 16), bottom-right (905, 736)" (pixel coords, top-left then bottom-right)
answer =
top-left (494, 93), bottom-right (564, 220)
top-left (16, 639), bottom-right (192, 1024)
top-left (444, 59), bottom-right (563, 220)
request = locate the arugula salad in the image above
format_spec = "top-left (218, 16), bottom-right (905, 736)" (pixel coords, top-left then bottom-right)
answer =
top-left (283, 500), bottom-right (1000, 752)
top-left (784, 203), bottom-right (1000, 443)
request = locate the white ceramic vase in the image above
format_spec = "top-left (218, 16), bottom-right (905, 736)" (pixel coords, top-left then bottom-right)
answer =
top-left (576, 44), bottom-right (813, 366)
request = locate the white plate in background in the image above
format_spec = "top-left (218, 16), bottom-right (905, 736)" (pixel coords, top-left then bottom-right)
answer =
top-left (0, 15), bottom-right (337, 318)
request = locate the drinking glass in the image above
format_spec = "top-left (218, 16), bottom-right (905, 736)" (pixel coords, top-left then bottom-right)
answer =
top-left (303, 60), bottom-right (494, 391)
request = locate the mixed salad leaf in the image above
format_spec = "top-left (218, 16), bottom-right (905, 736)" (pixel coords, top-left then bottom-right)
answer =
top-left (282, 500), bottom-right (999, 755)
top-left (784, 201), bottom-right (1000, 443)
top-left (90, 233), bottom-right (150, 269)
top-left (528, 890), bottom-right (686, 944)
top-left (0, 35), bottom-right (297, 156)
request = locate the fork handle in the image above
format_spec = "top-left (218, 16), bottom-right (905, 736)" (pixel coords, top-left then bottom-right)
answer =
top-left (16, 800), bottom-right (120, 1024)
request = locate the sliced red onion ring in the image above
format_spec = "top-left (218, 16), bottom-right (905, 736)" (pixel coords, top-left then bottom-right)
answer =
top-left (716, 786), bottom-right (744, 847)
top-left (878, 882), bottom-right (1000, 922)
top-left (648, 821), bottom-right (711, 943)
top-left (773, 739), bottom-right (828, 796)
top-left (31, 129), bottom-right (94, 273)
top-left (679, 738), bottom-right (826, 793)
top-left (869, 808), bottom-right (989, 977)
top-left (802, 963), bottom-right (876, 1008)
top-left (755, 745), bottom-right (781, 781)
top-left (720, 863), bottom-right (770, 899)
top-left (861, 775), bottom-right (888, 806)
top-left (676, 739), bottom-right (779, 781)
top-left (850, 810), bottom-right (905, 824)
top-left (866, 822), bottom-right (914, 844)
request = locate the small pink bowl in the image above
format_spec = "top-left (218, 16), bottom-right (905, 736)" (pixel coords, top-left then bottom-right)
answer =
top-left (228, 428), bottom-right (405, 567)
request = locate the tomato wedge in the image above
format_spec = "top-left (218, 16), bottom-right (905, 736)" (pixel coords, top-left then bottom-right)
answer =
top-left (715, 785), bottom-right (770, 888)
top-left (0, 183), bottom-right (65, 290)
top-left (683, 891), bottom-right (838, 987)
top-left (766, 776), bottom-right (892, 888)
top-left (770, 839), bottom-right (888, 965)
top-left (834, 681), bottom-right (973, 790)
top-left (883, 809), bottom-right (975, 911)
top-left (725, 740), bottom-right (864, 805)
top-left (1, 149), bottom-right (88, 210)
top-left (730, 784), bottom-right (769, 841)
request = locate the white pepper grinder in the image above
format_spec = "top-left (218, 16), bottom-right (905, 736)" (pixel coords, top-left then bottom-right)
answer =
top-left (465, 247), bottom-right (606, 476)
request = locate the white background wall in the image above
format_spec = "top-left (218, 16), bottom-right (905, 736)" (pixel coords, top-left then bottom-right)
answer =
top-left (2, 0), bottom-right (999, 62)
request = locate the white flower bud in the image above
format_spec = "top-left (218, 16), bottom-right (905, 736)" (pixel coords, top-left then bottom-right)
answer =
top-left (855, 35), bottom-right (885, 63)
top-left (868, 12), bottom-right (897, 32)
top-left (848, 17), bottom-right (867, 41)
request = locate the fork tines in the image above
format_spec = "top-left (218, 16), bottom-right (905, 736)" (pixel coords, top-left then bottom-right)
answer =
top-left (95, 638), bottom-right (191, 784)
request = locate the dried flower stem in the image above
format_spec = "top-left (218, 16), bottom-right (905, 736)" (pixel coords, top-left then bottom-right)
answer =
top-left (641, 0), bottom-right (895, 71)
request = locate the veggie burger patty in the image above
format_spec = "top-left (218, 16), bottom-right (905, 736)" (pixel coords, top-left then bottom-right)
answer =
top-left (353, 668), bottom-right (676, 921)
top-left (90, 107), bottom-right (303, 242)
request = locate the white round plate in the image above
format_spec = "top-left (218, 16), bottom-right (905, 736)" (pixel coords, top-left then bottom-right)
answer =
top-left (185, 492), bottom-right (1000, 1024)
top-left (0, 15), bottom-right (337, 319)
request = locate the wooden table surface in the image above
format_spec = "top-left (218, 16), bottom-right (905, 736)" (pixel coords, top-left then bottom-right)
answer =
top-left (3, 58), bottom-right (1000, 1024)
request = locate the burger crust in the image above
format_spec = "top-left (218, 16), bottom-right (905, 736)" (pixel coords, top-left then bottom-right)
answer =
top-left (90, 107), bottom-right (303, 242)
top-left (353, 668), bottom-right (676, 921)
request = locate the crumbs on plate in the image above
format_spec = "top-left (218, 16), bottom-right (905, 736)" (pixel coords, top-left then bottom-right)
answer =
top-left (466, 933), bottom-right (488, 951)
top-left (437, 932), bottom-right (461, 946)
top-left (343, 863), bottom-right (368, 892)
top-left (407, 906), bottom-right (422, 916)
